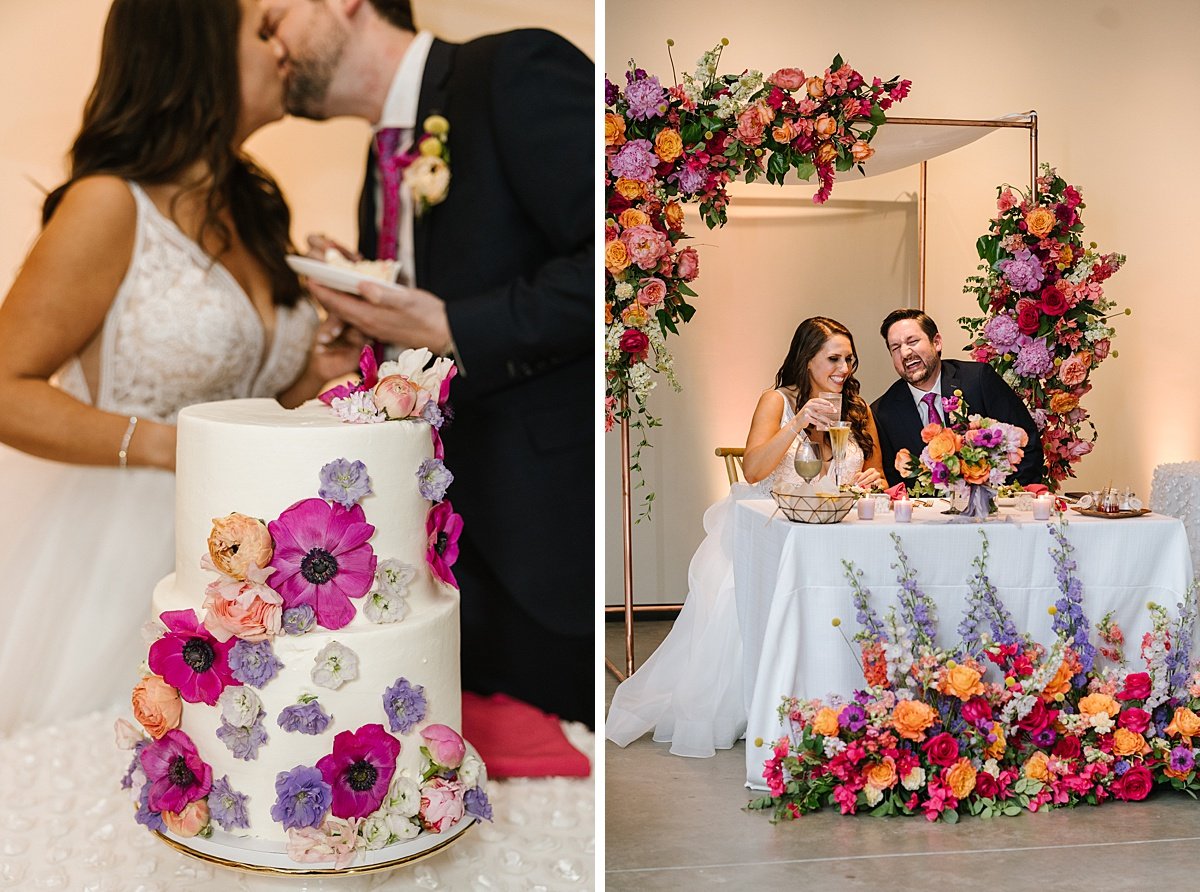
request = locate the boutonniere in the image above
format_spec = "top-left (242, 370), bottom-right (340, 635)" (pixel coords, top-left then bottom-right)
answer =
top-left (404, 114), bottom-right (450, 216)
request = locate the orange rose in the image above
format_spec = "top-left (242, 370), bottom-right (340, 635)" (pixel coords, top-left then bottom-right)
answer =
top-left (1166, 706), bottom-right (1200, 739)
top-left (1040, 659), bottom-right (1073, 702)
top-left (621, 304), bottom-right (650, 328)
top-left (208, 513), bottom-right (273, 580)
top-left (654, 128), bottom-right (684, 163)
top-left (605, 113), bottom-right (627, 147)
top-left (814, 114), bottom-right (838, 139)
top-left (1111, 727), bottom-right (1145, 757)
top-left (864, 757), bottom-right (898, 790)
top-left (618, 208), bottom-right (650, 230)
top-left (926, 429), bottom-right (963, 463)
top-left (131, 674), bottom-right (182, 739)
top-left (1025, 207), bottom-right (1056, 238)
top-left (815, 142), bottom-right (838, 165)
top-left (162, 799), bottom-right (210, 838)
top-left (663, 201), bottom-right (685, 232)
top-left (772, 120), bottom-right (796, 143)
top-left (984, 722), bottom-right (1007, 760)
top-left (945, 757), bottom-right (977, 799)
top-left (614, 177), bottom-right (644, 200)
top-left (605, 239), bottom-right (631, 274)
top-left (850, 139), bottom-right (874, 162)
top-left (892, 699), bottom-right (937, 741)
top-left (604, 303), bottom-right (614, 324)
top-left (1023, 751), bottom-right (1050, 782)
top-left (919, 423), bottom-right (942, 444)
top-left (961, 459), bottom-right (992, 485)
top-left (805, 76), bottom-right (826, 99)
top-left (940, 664), bottom-right (984, 701)
top-left (1078, 693), bottom-right (1119, 717)
top-left (1048, 391), bottom-right (1079, 415)
top-left (812, 707), bottom-right (840, 737)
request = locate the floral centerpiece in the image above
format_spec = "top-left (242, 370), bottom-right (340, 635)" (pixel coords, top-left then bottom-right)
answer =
top-left (749, 528), bottom-right (1200, 823)
top-left (959, 165), bottom-right (1126, 489)
top-left (604, 41), bottom-right (910, 509)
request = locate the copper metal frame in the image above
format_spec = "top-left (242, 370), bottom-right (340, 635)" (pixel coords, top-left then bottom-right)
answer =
top-left (606, 113), bottom-right (1039, 681)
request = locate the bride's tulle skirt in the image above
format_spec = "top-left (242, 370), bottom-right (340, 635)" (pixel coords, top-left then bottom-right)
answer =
top-left (0, 445), bottom-right (174, 735)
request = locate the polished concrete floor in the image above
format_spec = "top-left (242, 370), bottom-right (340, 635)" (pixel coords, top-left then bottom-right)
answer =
top-left (605, 620), bottom-right (1200, 891)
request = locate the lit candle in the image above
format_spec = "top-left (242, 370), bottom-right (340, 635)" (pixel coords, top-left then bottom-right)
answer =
top-left (893, 499), bottom-right (913, 523)
top-left (1032, 494), bottom-right (1052, 521)
top-left (857, 498), bottom-right (875, 520)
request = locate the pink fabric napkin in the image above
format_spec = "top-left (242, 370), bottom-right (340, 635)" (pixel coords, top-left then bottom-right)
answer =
top-left (1022, 483), bottom-right (1049, 495)
top-left (884, 482), bottom-right (908, 502)
top-left (461, 691), bottom-right (591, 778)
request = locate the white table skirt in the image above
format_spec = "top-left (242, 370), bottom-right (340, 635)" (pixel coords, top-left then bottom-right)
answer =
top-left (733, 500), bottom-right (1196, 790)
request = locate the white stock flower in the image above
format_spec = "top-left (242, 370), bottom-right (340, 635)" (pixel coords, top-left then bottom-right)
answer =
top-left (376, 559), bottom-right (416, 598)
top-left (386, 813), bottom-right (421, 840)
top-left (358, 814), bottom-right (393, 851)
top-left (363, 590), bottom-right (409, 624)
top-left (458, 754), bottom-right (485, 789)
top-left (311, 641), bottom-right (360, 690)
top-left (901, 767), bottom-right (926, 791)
top-left (383, 775), bottom-right (421, 818)
top-left (863, 785), bottom-right (883, 807)
top-left (219, 686), bottom-right (263, 728)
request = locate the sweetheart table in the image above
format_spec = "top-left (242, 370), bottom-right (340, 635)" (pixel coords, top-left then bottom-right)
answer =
top-left (732, 499), bottom-right (1196, 790)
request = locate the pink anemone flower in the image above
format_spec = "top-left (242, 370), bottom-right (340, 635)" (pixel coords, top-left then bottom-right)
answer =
top-left (268, 498), bottom-right (377, 630)
top-left (316, 723), bottom-right (402, 819)
top-left (140, 729), bottom-right (213, 814)
top-left (148, 609), bottom-right (241, 705)
top-left (425, 501), bottom-right (464, 588)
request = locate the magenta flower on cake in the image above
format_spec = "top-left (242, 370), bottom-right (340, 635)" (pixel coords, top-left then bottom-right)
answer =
top-left (139, 729), bottom-right (213, 814)
top-left (316, 723), bottom-right (402, 819)
top-left (149, 609), bottom-right (241, 705)
top-left (268, 498), bottom-right (377, 630)
top-left (319, 345), bottom-right (379, 404)
top-left (425, 501), bottom-right (463, 588)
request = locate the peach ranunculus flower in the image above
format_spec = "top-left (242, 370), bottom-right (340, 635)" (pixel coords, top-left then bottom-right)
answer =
top-left (815, 142), bottom-right (838, 165)
top-left (162, 799), bottom-right (210, 838)
top-left (805, 76), bottom-right (826, 98)
top-left (614, 177), bottom-right (645, 200)
top-left (813, 114), bottom-right (838, 139)
top-left (864, 756), bottom-right (898, 790)
top-left (663, 201), bottom-right (686, 232)
top-left (984, 722), bottom-right (1006, 760)
top-left (1166, 706), bottom-right (1200, 739)
top-left (374, 374), bottom-right (430, 419)
top-left (654, 128), bottom-right (684, 163)
top-left (926, 429), bottom-right (963, 464)
top-left (604, 113), bottom-right (626, 147)
top-left (892, 698), bottom-right (937, 741)
top-left (208, 513), bottom-right (273, 580)
top-left (132, 674), bottom-right (182, 739)
top-left (811, 707), bottom-right (840, 737)
top-left (1112, 727), bottom-right (1146, 757)
top-left (1023, 750), bottom-right (1051, 782)
top-left (850, 139), bottom-right (874, 163)
top-left (945, 757), bottom-right (977, 799)
top-left (919, 423), bottom-right (942, 444)
top-left (1058, 353), bottom-right (1089, 387)
top-left (1077, 693), bottom-right (1120, 718)
top-left (202, 565), bottom-right (284, 642)
top-left (894, 448), bottom-right (913, 476)
top-left (768, 67), bottom-right (807, 91)
top-left (1025, 206), bottom-right (1056, 238)
top-left (1048, 391), bottom-right (1080, 415)
top-left (637, 278), bottom-right (667, 309)
top-left (961, 459), bottom-right (992, 485)
top-left (604, 239), bottom-right (631, 274)
top-left (735, 101), bottom-right (775, 146)
top-left (618, 208), bottom-right (650, 230)
top-left (939, 663), bottom-right (985, 701)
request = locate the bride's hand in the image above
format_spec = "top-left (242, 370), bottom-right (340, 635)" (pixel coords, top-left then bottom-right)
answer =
top-left (851, 468), bottom-right (884, 489)
top-left (793, 398), bottom-right (838, 432)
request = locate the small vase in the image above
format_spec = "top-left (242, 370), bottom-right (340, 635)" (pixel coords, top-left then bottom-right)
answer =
top-left (961, 483), bottom-right (997, 519)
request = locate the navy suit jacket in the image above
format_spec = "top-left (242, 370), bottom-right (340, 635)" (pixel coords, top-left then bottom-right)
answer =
top-left (870, 359), bottom-right (1044, 487)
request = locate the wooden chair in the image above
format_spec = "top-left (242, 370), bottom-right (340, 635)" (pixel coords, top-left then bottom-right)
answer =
top-left (714, 446), bottom-right (745, 485)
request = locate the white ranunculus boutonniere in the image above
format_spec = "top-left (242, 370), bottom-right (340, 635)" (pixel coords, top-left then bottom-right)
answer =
top-left (406, 114), bottom-right (450, 216)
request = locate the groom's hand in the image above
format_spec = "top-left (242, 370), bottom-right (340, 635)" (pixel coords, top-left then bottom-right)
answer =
top-left (308, 280), bottom-right (453, 354)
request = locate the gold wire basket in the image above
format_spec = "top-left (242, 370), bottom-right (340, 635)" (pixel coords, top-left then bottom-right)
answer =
top-left (770, 489), bottom-right (857, 524)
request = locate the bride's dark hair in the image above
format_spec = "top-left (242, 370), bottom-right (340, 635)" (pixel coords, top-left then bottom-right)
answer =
top-left (42, 0), bottom-right (302, 307)
top-left (773, 316), bottom-right (875, 459)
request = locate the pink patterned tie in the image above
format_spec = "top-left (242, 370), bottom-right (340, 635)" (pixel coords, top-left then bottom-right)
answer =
top-left (921, 392), bottom-right (943, 426)
top-left (373, 127), bottom-right (408, 261)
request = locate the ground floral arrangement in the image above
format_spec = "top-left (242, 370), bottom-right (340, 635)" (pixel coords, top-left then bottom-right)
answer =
top-left (749, 526), bottom-right (1200, 822)
top-left (958, 165), bottom-right (1127, 489)
top-left (604, 40), bottom-right (909, 510)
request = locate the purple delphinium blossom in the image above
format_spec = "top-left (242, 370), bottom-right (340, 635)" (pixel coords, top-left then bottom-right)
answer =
top-left (464, 787), bottom-right (493, 821)
top-left (982, 314), bottom-right (1021, 353)
top-left (1170, 746), bottom-right (1196, 774)
top-left (216, 715), bottom-right (269, 760)
top-left (1114, 759), bottom-right (1130, 776)
top-left (623, 74), bottom-right (667, 121)
top-left (996, 249), bottom-right (1045, 293)
top-left (318, 458), bottom-right (373, 508)
top-left (281, 605), bottom-right (316, 636)
top-left (278, 699), bottom-right (333, 735)
top-left (271, 765), bottom-right (333, 830)
top-left (121, 740), bottom-right (149, 791)
top-left (609, 139), bottom-right (658, 182)
top-left (208, 775), bottom-right (250, 831)
top-left (838, 704), bottom-right (867, 733)
top-left (842, 560), bottom-right (887, 646)
top-left (382, 677), bottom-right (428, 734)
top-left (148, 609), bottom-right (240, 705)
top-left (140, 729), bottom-right (213, 814)
top-left (1049, 523), bottom-right (1096, 675)
top-left (416, 458), bottom-right (454, 503)
top-left (891, 533), bottom-right (938, 650)
top-left (421, 400), bottom-right (444, 429)
top-left (1013, 337), bottom-right (1055, 378)
top-left (316, 724), bottom-right (402, 819)
top-left (135, 780), bottom-right (166, 832)
top-left (229, 639), bottom-right (285, 688)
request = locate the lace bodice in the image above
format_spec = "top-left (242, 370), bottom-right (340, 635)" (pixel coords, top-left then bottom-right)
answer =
top-left (52, 181), bottom-right (317, 423)
top-left (756, 390), bottom-right (864, 493)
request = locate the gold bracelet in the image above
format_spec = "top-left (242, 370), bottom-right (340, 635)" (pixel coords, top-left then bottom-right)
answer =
top-left (117, 415), bottom-right (139, 468)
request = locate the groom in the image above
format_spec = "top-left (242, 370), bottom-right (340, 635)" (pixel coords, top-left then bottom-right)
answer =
top-left (261, 0), bottom-right (593, 724)
top-left (871, 308), bottom-right (1044, 488)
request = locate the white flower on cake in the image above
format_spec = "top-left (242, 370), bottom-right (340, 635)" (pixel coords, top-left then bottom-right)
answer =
top-left (364, 559), bottom-right (416, 623)
top-left (386, 812), bottom-right (421, 840)
top-left (382, 774), bottom-right (421, 819)
top-left (458, 754), bottom-right (486, 789)
top-left (377, 348), bottom-right (455, 397)
top-left (311, 641), bottom-right (360, 690)
top-left (358, 814), bottom-right (394, 851)
top-left (376, 558), bottom-right (416, 596)
top-left (330, 390), bottom-right (387, 424)
top-left (364, 590), bottom-right (409, 624)
top-left (219, 686), bottom-right (264, 728)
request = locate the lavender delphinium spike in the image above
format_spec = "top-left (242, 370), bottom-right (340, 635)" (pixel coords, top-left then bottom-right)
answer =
top-left (1166, 581), bottom-right (1199, 697)
top-left (890, 533), bottom-right (937, 651)
top-left (1047, 521), bottom-right (1096, 676)
top-left (957, 531), bottom-right (990, 658)
top-left (842, 559), bottom-right (886, 645)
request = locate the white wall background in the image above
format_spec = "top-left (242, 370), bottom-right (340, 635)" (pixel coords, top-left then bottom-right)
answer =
top-left (606, 0), bottom-right (1200, 605)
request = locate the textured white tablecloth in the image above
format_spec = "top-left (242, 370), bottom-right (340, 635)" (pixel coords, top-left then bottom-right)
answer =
top-left (733, 500), bottom-right (1196, 789)
top-left (0, 710), bottom-right (594, 890)
top-left (1152, 460), bottom-right (1200, 572)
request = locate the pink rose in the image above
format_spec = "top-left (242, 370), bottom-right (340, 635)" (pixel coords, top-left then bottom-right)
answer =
top-left (768, 68), bottom-right (806, 91)
top-left (676, 247), bottom-right (700, 282)
top-left (961, 696), bottom-right (993, 727)
top-left (814, 114), bottom-right (838, 139)
top-left (735, 101), bottom-right (774, 146)
top-left (849, 139), bottom-right (874, 162)
top-left (1118, 707), bottom-right (1152, 734)
top-left (1058, 354), bottom-right (1088, 388)
top-left (1039, 284), bottom-right (1069, 317)
top-left (374, 374), bottom-right (430, 419)
top-left (202, 573), bottom-right (283, 643)
top-left (621, 224), bottom-right (670, 271)
top-left (922, 732), bottom-right (960, 768)
top-left (1117, 672), bottom-right (1151, 701)
top-left (420, 776), bottom-right (465, 832)
top-left (637, 278), bottom-right (667, 308)
top-left (1016, 300), bottom-right (1041, 335)
top-left (619, 329), bottom-right (649, 362)
top-left (1111, 765), bottom-right (1153, 801)
top-left (162, 799), bottom-right (209, 838)
top-left (422, 723), bottom-right (465, 768)
top-left (1093, 338), bottom-right (1111, 360)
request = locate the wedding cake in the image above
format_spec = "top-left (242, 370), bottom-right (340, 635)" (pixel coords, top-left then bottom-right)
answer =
top-left (118, 349), bottom-right (490, 868)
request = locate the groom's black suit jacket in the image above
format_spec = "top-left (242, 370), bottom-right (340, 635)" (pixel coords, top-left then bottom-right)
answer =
top-left (357, 30), bottom-right (592, 645)
top-left (871, 359), bottom-right (1044, 487)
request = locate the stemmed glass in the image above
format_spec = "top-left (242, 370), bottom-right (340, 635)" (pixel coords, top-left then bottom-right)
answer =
top-left (828, 421), bottom-right (852, 489)
top-left (793, 436), bottom-right (822, 485)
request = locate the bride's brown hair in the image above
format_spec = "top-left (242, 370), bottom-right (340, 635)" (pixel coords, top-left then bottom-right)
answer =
top-left (42, 0), bottom-right (302, 307)
top-left (773, 316), bottom-right (875, 459)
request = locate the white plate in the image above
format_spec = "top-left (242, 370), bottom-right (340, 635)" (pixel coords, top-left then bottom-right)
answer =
top-left (286, 255), bottom-right (400, 294)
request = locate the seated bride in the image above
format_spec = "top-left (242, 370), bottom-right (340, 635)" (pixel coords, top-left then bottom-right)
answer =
top-left (605, 316), bottom-right (885, 757)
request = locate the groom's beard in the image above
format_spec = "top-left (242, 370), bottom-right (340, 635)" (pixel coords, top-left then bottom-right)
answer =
top-left (285, 30), bottom-right (347, 120)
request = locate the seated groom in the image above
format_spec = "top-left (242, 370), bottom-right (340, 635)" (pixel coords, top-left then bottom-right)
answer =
top-left (871, 308), bottom-right (1043, 487)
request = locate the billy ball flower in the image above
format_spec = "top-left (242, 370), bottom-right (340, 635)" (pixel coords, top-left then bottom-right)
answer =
top-left (317, 724), bottom-right (403, 819)
top-left (148, 609), bottom-right (240, 705)
top-left (139, 729), bottom-right (213, 814)
top-left (426, 501), bottom-right (463, 588)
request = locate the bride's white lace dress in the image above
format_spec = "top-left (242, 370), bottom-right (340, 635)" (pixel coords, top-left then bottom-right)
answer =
top-left (0, 181), bottom-right (316, 734)
top-left (605, 392), bottom-right (864, 757)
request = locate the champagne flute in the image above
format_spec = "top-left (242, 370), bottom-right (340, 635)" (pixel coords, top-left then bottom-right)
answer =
top-left (793, 436), bottom-right (822, 484)
top-left (828, 421), bottom-right (851, 489)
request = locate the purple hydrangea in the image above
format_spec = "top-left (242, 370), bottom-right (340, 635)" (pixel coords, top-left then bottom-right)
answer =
top-left (282, 605), bottom-right (316, 636)
top-left (319, 458), bottom-right (373, 508)
top-left (997, 249), bottom-right (1045, 293)
top-left (417, 458), bottom-right (454, 502)
top-left (623, 74), bottom-right (667, 121)
top-left (982, 313), bottom-right (1021, 353)
top-left (208, 775), bottom-right (250, 831)
top-left (216, 715), bottom-right (269, 760)
top-left (278, 699), bottom-right (333, 735)
top-left (271, 765), bottom-right (333, 830)
top-left (382, 677), bottom-right (428, 734)
top-left (609, 139), bottom-right (658, 182)
top-left (1170, 746), bottom-right (1195, 774)
top-left (421, 400), bottom-right (444, 429)
top-left (229, 639), bottom-right (284, 688)
top-left (135, 780), bottom-right (165, 832)
top-left (1013, 337), bottom-right (1055, 378)
top-left (464, 786), bottom-right (493, 821)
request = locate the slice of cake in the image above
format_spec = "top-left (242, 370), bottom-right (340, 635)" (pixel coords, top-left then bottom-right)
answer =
top-left (117, 348), bottom-right (489, 868)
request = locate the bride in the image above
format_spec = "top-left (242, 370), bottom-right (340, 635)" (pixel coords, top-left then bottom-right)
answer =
top-left (606, 316), bottom-right (885, 756)
top-left (0, 0), bottom-right (358, 734)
